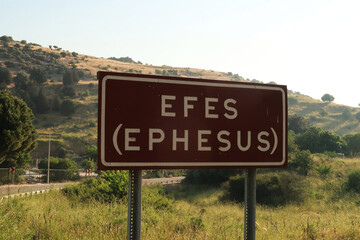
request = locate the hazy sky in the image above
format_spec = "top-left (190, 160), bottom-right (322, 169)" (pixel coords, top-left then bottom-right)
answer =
top-left (1, 0), bottom-right (359, 107)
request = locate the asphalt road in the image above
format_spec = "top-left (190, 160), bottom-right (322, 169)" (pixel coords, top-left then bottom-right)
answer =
top-left (0, 176), bottom-right (185, 198)
top-left (0, 182), bottom-right (74, 198)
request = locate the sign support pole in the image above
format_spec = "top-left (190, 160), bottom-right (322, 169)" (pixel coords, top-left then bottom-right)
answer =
top-left (127, 169), bottom-right (142, 240)
top-left (244, 168), bottom-right (256, 240)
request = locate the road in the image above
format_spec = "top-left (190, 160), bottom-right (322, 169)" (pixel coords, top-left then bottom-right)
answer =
top-left (0, 176), bottom-right (185, 199)
top-left (0, 182), bottom-right (73, 198)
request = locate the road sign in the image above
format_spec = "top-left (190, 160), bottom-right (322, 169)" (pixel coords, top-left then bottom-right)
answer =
top-left (9, 167), bottom-right (15, 173)
top-left (98, 72), bottom-right (287, 170)
top-left (87, 169), bottom-right (91, 174)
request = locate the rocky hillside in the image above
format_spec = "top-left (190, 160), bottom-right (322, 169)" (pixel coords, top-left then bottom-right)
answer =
top-left (1, 35), bottom-right (359, 160)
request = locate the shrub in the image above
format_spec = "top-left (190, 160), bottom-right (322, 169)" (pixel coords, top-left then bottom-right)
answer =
top-left (184, 169), bottom-right (241, 186)
top-left (223, 172), bottom-right (309, 206)
top-left (289, 150), bottom-right (314, 176)
top-left (38, 157), bottom-right (79, 182)
top-left (60, 99), bottom-right (76, 116)
top-left (62, 170), bottom-right (128, 202)
top-left (347, 169), bottom-right (360, 193)
top-left (0, 66), bottom-right (12, 85)
top-left (316, 163), bottom-right (333, 179)
top-left (142, 184), bottom-right (173, 210)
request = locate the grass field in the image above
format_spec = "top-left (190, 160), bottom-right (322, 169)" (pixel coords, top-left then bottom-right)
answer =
top-left (1, 159), bottom-right (360, 240)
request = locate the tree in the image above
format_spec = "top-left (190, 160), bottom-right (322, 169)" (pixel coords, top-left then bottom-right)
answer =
top-left (30, 67), bottom-right (47, 84)
top-left (34, 88), bottom-right (50, 114)
top-left (61, 85), bottom-right (76, 97)
top-left (38, 157), bottom-right (79, 182)
top-left (52, 94), bottom-right (61, 111)
top-left (63, 69), bottom-right (79, 86)
top-left (343, 133), bottom-right (360, 156)
top-left (0, 90), bottom-right (37, 166)
top-left (0, 66), bottom-right (12, 86)
top-left (355, 112), bottom-right (360, 122)
top-left (295, 127), bottom-right (345, 153)
top-left (60, 99), bottom-right (76, 116)
top-left (342, 109), bottom-right (352, 120)
top-left (288, 114), bottom-right (309, 134)
top-left (13, 72), bottom-right (39, 110)
top-left (321, 93), bottom-right (335, 103)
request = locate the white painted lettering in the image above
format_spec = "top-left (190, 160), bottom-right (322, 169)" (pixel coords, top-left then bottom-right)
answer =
top-left (184, 96), bottom-right (198, 117)
top-left (198, 130), bottom-right (212, 151)
top-left (149, 128), bottom-right (165, 150)
top-left (224, 99), bottom-right (238, 120)
top-left (172, 130), bottom-right (189, 150)
top-left (125, 128), bottom-right (140, 151)
top-left (217, 130), bottom-right (231, 152)
top-left (257, 131), bottom-right (270, 152)
top-left (161, 95), bottom-right (176, 117)
top-left (205, 98), bottom-right (218, 119)
top-left (237, 131), bottom-right (251, 151)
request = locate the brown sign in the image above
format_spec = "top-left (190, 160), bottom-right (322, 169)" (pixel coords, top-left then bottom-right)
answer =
top-left (98, 72), bottom-right (287, 170)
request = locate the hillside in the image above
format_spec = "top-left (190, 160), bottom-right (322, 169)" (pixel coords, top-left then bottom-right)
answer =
top-left (1, 35), bottom-right (360, 160)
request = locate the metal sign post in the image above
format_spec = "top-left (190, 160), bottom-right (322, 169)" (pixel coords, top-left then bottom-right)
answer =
top-left (244, 168), bottom-right (256, 240)
top-left (127, 170), bottom-right (142, 240)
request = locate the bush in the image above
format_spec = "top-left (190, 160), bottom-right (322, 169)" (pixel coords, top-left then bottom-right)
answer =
top-left (347, 169), bottom-right (360, 193)
top-left (289, 150), bottom-right (314, 176)
top-left (142, 184), bottom-right (173, 211)
top-left (62, 170), bottom-right (128, 202)
top-left (0, 66), bottom-right (12, 85)
top-left (38, 157), bottom-right (79, 182)
top-left (223, 172), bottom-right (309, 206)
top-left (60, 99), bottom-right (76, 116)
top-left (61, 85), bottom-right (76, 98)
top-left (184, 169), bottom-right (241, 186)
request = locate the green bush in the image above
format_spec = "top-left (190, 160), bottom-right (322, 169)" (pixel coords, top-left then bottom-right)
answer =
top-left (184, 169), bottom-right (241, 186)
top-left (62, 170), bottom-right (128, 202)
top-left (142, 184), bottom-right (173, 211)
top-left (288, 150), bottom-right (314, 176)
top-left (60, 99), bottom-right (76, 116)
top-left (38, 157), bottom-right (79, 182)
top-left (347, 169), bottom-right (360, 193)
top-left (223, 172), bottom-right (309, 206)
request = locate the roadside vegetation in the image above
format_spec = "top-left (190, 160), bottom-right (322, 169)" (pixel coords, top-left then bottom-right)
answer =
top-left (1, 155), bottom-right (360, 240)
top-left (2, 35), bottom-right (360, 239)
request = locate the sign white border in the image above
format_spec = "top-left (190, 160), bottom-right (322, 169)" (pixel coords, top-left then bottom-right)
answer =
top-left (100, 75), bottom-right (287, 167)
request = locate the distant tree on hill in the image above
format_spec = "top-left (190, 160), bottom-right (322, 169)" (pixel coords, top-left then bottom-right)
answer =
top-left (13, 72), bottom-right (39, 109)
top-left (288, 114), bottom-right (309, 134)
top-left (342, 109), bottom-right (352, 120)
top-left (52, 95), bottom-right (61, 111)
top-left (0, 35), bottom-right (13, 43)
top-left (0, 90), bottom-right (37, 167)
top-left (30, 67), bottom-right (47, 84)
top-left (61, 85), bottom-right (76, 98)
top-left (34, 88), bottom-right (50, 114)
top-left (63, 69), bottom-right (79, 85)
top-left (60, 99), bottom-right (76, 116)
top-left (355, 112), bottom-right (360, 122)
top-left (321, 93), bottom-right (335, 103)
top-left (288, 97), bottom-right (298, 106)
top-left (0, 67), bottom-right (12, 89)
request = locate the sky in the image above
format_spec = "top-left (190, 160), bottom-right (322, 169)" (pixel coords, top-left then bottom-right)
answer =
top-left (1, 0), bottom-right (360, 107)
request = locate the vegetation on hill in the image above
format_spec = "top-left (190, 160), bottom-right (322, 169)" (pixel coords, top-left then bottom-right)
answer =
top-left (1, 35), bottom-right (360, 171)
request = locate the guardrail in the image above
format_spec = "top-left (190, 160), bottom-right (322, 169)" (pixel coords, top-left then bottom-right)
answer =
top-left (0, 168), bottom-right (97, 185)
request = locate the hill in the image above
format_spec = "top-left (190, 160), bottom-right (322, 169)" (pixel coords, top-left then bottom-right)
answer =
top-left (1, 35), bottom-right (360, 160)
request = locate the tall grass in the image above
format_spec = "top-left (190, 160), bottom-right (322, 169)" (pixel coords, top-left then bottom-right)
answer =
top-left (1, 158), bottom-right (360, 239)
top-left (1, 184), bottom-right (360, 239)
